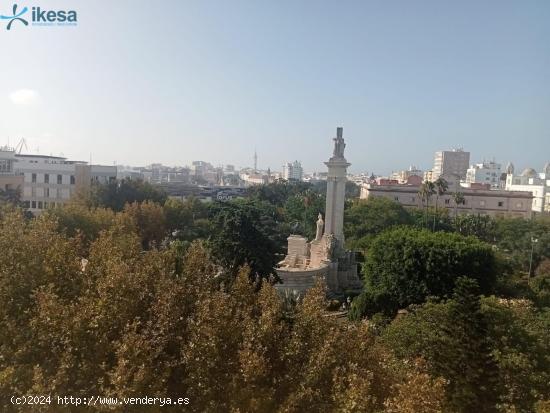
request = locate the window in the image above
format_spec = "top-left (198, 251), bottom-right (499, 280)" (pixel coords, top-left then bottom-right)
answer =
top-left (38, 201), bottom-right (43, 209)
top-left (70, 175), bottom-right (75, 185)
top-left (31, 201), bottom-right (36, 209)
top-left (411, 197), bottom-right (415, 202)
top-left (44, 174), bottom-right (49, 184)
top-left (45, 188), bottom-right (50, 198)
top-left (445, 199), bottom-right (450, 205)
top-left (31, 173), bottom-right (37, 183)
top-left (498, 201), bottom-right (504, 207)
top-left (57, 174), bottom-right (63, 184)
top-left (394, 196), bottom-right (399, 201)
top-left (23, 201), bottom-right (30, 208)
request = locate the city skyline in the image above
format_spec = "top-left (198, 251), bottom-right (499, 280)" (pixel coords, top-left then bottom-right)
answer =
top-left (1, 0), bottom-right (549, 174)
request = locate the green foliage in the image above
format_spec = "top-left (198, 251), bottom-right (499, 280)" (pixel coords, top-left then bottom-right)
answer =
top-left (47, 202), bottom-right (118, 246)
top-left (283, 189), bottom-right (325, 239)
top-left (344, 197), bottom-right (412, 251)
top-left (352, 227), bottom-right (497, 318)
top-left (453, 213), bottom-right (496, 241)
top-left (0, 211), bottom-right (447, 412)
top-left (208, 199), bottom-right (286, 278)
top-left (91, 178), bottom-right (167, 211)
top-left (247, 179), bottom-right (311, 207)
top-left (382, 289), bottom-right (550, 412)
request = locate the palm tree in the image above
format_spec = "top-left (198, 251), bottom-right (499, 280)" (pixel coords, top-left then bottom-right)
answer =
top-left (418, 180), bottom-right (436, 229)
top-left (452, 191), bottom-right (465, 218)
top-left (433, 177), bottom-right (448, 231)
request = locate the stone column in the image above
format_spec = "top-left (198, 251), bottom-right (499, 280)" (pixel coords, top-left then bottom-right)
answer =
top-left (324, 127), bottom-right (350, 247)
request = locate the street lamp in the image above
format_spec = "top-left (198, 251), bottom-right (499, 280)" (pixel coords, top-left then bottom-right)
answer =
top-left (528, 237), bottom-right (538, 283)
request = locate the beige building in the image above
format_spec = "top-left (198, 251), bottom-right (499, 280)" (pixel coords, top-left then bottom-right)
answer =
top-left (360, 181), bottom-right (533, 219)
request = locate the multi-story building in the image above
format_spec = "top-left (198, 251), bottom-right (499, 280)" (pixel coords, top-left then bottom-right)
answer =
top-left (432, 148), bottom-right (470, 181)
top-left (14, 154), bottom-right (116, 214)
top-left (360, 180), bottom-right (533, 218)
top-left (0, 147), bottom-right (24, 193)
top-left (505, 163), bottom-right (549, 214)
top-left (391, 165), bottom-right (423, 183)
top-left (466, 161), bottom-right (502, 189)
top-left (282, 160), bottom-right (303, 181)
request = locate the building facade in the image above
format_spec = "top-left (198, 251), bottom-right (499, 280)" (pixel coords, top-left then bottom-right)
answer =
top-left (466, 161), bottom-right (502, 189)
top-left (0, 147), bottom-right (24, 194)
top-left (505, 163), bottom-right (549, 214)
top-left (360, 180), bottom-right (533, 219)
top-left (432, 149), bottom-right (470, 180)
top-left (282, 160), bottom-right (303, 181)
top-left (14, 154), bottom-right (116, 214)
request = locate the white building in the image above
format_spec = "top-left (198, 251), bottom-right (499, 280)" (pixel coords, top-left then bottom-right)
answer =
top-left (282, 160), bottom-right (303, 181)
top-left (391, 165), bottom-right (423, 183)
top-left (14, 154), bottom-right (117, 214)
top-left (0, 147), bottom-right (24, 193)
top-left (505, 163), bottom-right (550, 214)
top-left (466, 161), bottom-right (502, 189)
top-left (432, 148), bottom-right (470, 181)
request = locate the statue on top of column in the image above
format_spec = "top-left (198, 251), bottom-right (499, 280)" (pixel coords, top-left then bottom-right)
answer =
top-left (332, 127), bottom-right (346, 158)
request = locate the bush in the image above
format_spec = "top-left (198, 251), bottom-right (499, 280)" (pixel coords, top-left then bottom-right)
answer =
top-left (352, 227), bottom-right (497, 318)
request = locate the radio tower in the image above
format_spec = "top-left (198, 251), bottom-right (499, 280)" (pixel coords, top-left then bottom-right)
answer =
top-left (254, 149), bottom-right (258, 173)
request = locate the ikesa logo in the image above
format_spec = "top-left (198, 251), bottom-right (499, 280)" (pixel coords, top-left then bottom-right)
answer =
top-left (0, 3), bottom-right (77, 30)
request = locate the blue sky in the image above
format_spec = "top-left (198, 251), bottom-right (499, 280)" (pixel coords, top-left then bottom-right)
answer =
top-left (0, 0), bottom-right (549, 174)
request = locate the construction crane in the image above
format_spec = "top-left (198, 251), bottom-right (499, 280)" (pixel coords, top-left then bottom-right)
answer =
top-left (15, 138), bottom-right (28, 154)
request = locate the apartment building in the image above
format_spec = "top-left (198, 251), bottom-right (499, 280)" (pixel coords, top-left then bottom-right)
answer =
top-left (14, 154), bottom-right (116, 214)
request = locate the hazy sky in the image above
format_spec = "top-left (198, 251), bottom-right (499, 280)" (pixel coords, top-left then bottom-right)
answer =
top-left (1, 0), bottom-right (549, 174)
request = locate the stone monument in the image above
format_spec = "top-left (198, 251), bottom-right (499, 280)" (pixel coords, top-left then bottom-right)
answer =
top-left (276, 127), bottom-right (363, 296)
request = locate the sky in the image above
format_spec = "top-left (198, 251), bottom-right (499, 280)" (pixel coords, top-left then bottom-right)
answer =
top-left (0, 0), bottom-right (549, 174)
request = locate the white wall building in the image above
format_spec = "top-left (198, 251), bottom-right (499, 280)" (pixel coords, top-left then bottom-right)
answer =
top-left (466, 161), bottom-right (502, 189)
top-left (505, 163), bottom-right (550, 214)
top-left (432, 148), bottom-right (470, 181)
top-left (14, 154), bottom-right (116, 214)
top-left (282, 160), bottom-right (303, 181)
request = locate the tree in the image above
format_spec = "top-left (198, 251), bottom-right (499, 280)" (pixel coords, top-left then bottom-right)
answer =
top-left (432, 177), bottom-right (448, 231)
top-left (344, 197), bottom-right (412, 251)
top-left (247, 179), bottom-right (311, 207)
top-left (382, 286), bottom-right (550, 412)
top-left (418, 180), bottom-right (436, 229)
top-left (283, 189), bottom-right (325, 240)
top-left (208, 199), bottom-right (285, 279)
top-left (1, 209), bottom-right (447, 412)
top-left (351, 227), bottom-right (497, 318)
top-left (91, 178), bottom-right (167, 211)
top-left (452, 191), bottom-right (465, 218)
